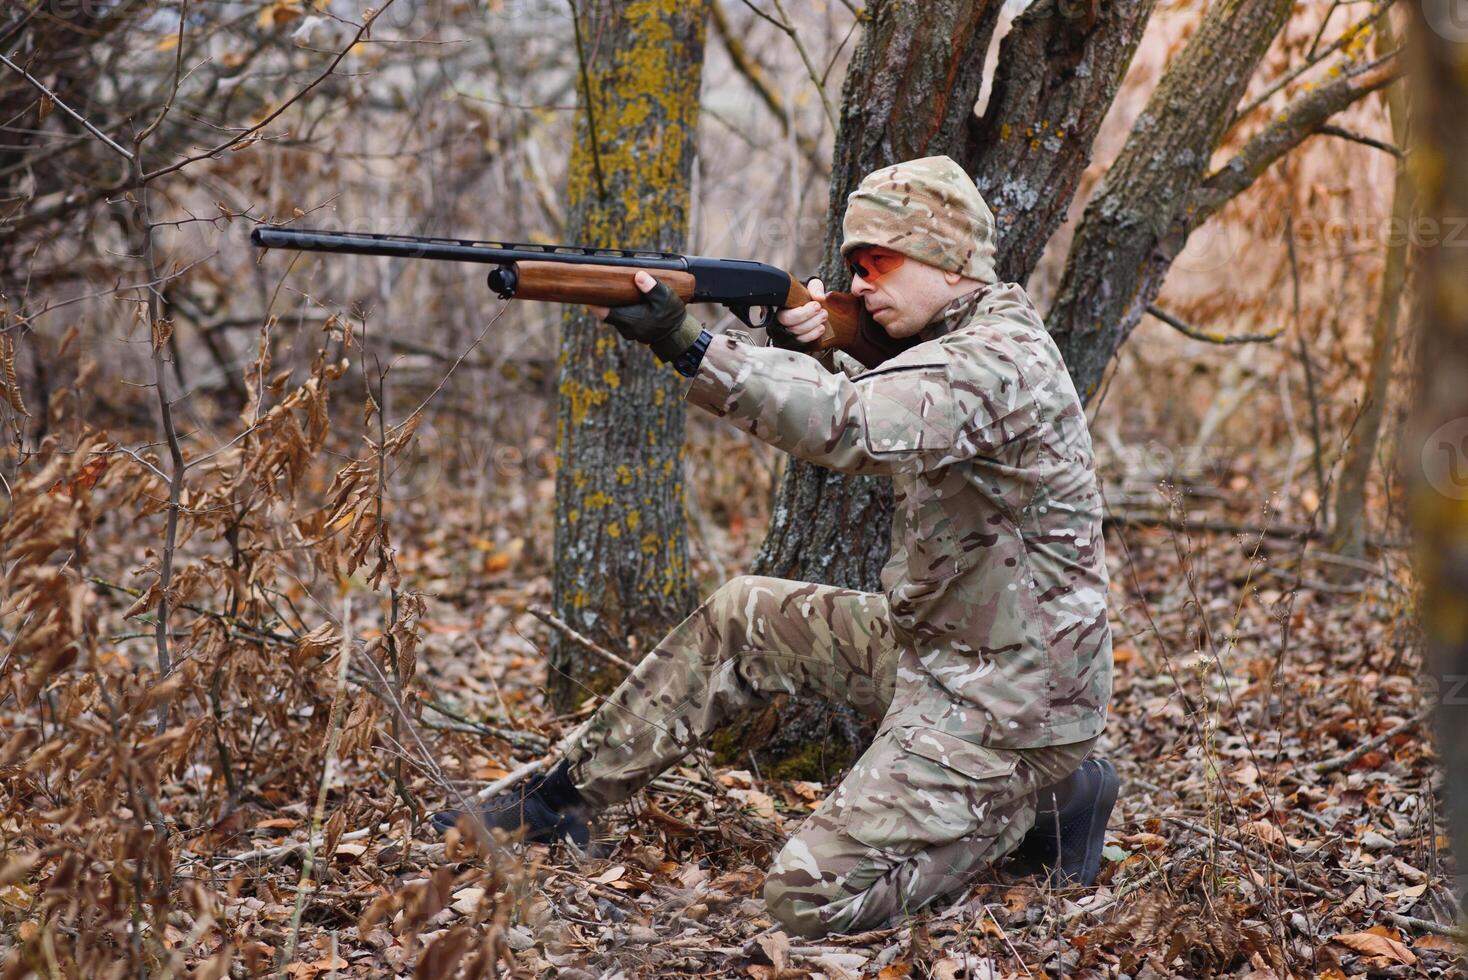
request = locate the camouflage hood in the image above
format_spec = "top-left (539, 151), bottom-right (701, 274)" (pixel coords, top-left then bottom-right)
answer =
top-left (841, 155), bottom-right (998, 284)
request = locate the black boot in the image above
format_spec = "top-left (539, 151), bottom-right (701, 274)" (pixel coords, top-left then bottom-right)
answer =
top-left (431, 760), bottom-right (592, 848)
top-left (1006, 757), bottom-right (1119, 886)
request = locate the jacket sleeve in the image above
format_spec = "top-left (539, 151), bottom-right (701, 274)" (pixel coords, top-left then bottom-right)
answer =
top-left (685, 329), bottom-right (1038, 476)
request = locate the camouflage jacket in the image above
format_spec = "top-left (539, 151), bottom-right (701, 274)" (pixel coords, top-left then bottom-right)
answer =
top-left (685, 283), bottom-right (1111, 748)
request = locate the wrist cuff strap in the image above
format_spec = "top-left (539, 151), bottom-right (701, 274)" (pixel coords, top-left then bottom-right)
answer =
top-left (673, 329), bottom-right (712, 378)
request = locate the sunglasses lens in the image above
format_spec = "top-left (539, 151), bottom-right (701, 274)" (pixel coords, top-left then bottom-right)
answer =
top-left (850, 247), bottom-right (901, 282)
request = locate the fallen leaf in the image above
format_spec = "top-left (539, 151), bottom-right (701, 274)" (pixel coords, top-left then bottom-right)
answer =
top-left (284, 953), bottom-right (348, 978)
top-left (1242, 820), bottom-right (1287, 847)
top-left (757, 931), bottom-right (790, 971)
top-left (255, 817), bottom-right (300, 831)
top-left (1230, 764), bottom-right (1260, 786)
top-left (718, 769), bottom-right (754, 790)
top-left (1414, 935), bottom-right (1461, 953)
top-left (591, 865), bottom-right (625, 885)
top-left (450, 887), bottom-right (485, 916)
top-left (1332, 930), bottom-right (1417, 965)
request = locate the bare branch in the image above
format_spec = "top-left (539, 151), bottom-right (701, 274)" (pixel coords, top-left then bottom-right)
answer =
top-left (1317, 123), bottom-right (1403, 158)
top-left (739, 0), bottom-right (837, 129)
top-left (1231, 0), bottom-right (1393, 124)
top-left (0, 50), bottom-right (134, 160)
top-left (1146, 305), bottom-right (1285, 345)
top-left (141, 1), bottom-right (399, 182)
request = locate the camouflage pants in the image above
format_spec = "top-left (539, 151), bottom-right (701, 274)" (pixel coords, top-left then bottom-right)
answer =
top-left (564, 576), bottom-right (1099, 938)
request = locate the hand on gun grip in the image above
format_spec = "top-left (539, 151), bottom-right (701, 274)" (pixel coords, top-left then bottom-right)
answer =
top-left (602, 270), bottom-right (703, 363)
top-left (770, 277), bottom-right (830, 350)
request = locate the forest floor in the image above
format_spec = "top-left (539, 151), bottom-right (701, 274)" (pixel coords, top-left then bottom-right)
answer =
top-left (7, 419), bottom-right (1464, 980)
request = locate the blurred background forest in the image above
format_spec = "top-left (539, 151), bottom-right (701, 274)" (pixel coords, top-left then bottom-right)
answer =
top-left (1, 0), bottom-right (1464, 976)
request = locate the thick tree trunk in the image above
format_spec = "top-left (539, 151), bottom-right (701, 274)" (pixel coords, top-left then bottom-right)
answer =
top-left (1329, 12), bottom-right (1411, 564)
top-left (547, 0), bottom-right (707, 710)
top-left (1405, 2), bottom-right (1468, 914)
top-left (740, 0), bottom-right (1152, 774)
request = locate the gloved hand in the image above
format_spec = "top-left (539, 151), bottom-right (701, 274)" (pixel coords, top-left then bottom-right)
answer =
top-left (601, 270), bottom-right (704, 363)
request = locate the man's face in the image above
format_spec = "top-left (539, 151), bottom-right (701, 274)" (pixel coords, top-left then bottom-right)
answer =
top-left (847, 246), bottom-right (964, 338)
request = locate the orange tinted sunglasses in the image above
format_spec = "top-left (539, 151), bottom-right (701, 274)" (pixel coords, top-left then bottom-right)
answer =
top-left (848, 246), bottom-right (905, 283)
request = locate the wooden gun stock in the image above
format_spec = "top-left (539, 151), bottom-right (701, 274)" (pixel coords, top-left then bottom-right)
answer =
top-left (505, 262), bottom-right (915, 369)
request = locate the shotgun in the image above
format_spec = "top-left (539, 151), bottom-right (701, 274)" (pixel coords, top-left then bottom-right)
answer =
top-left (249, 227), bottom-right (916, 369)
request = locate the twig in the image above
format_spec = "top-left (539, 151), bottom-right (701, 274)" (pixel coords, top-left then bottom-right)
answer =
top-left (1162, 817), bottom-right (1463, 938)
top-left (277, 596), bottom-right (353, 978)
top-left (1064, 844), bottom-right (1207, 923)
top-left (0, 50), bottom-right (134, 160)
top-left (567, 0), bottom-right (606, 202)
top-left (142, 1), bottom-right (399, 182)
top-left (711, 0), bottom-right (790, 126)
top-left (1309, 710), bottom-right (1430, 774)
top-left (1232, 0), bottom-right (1395, 123)
top-left (741, 0), bottom-right (837, 129)
top-left (466, 757), bottom-right (549, 805)
top-left (133, 150), bottom-right (186, 735)
top-left (1146, 305), bottom-right (1284, 345)
top-left (1317, 124), bottom-right (1403, 158)
top-left (527, 605), bottom-right (635, 671)
top-left (417, 697), bottom-right (550, 753)
top-left (1101, 511), bottom-right (1408, 550)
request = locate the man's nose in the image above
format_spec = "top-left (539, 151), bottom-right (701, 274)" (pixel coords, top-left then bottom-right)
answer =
top-left (850, 274), bottom-right (873, 296)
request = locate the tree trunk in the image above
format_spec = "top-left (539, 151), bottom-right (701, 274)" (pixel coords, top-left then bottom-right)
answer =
top-left (1405, 1), bottom-right (1468, 914)
top-left (1329, 11), bottom-right (1411, 564)
top-left (1046, 0), bottom-right (1294, 403)
top-left (547, 0), bottom-right (707, 711)
top-left (739, 0), bottom-right (1153, 775)
top-left (965, 0), bottom-right (1158, 283)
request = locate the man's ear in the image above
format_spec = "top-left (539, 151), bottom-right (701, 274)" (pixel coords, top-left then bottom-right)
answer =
top-left (943, 269), bottom-right (965, 285)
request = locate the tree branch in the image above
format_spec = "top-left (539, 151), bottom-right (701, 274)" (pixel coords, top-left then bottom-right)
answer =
top-left (0, 50), bottom-right (134, 160)
top-left (1317, 123), bottom-right (1403, 158)
top-left (1146, 304), bottom-right (1284, 345)
top-left (1193, 57), bottom-right (1401, 224)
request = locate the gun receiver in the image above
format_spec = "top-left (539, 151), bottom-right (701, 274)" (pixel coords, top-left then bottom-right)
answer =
top-left (249, 227), bottom-right (916, 369)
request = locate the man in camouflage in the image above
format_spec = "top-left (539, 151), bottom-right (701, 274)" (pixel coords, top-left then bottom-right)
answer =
top-left (439, 156), bottom-right (1119, 938)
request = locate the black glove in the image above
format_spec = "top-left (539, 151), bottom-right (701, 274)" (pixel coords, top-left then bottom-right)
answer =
top-left (604, 280), bottom-right (703, 363)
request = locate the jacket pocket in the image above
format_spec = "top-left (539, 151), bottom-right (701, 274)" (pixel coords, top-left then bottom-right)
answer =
top-left (857, 360), bottom-right (956, 456)
top-left (840, 726), bottom-right (1018, 855)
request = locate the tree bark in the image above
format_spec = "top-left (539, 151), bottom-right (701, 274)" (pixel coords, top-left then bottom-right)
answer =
top-left (547, 0), bottom-right (707, 710)
top-left (1404, 1), bottom-right (1468, 914)
top-left (1329, 12), bottom-right (1411, 564)
top-left (965, 0), bottom-right (1159, 283)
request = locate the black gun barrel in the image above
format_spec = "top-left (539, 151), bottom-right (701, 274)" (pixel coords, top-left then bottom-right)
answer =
top-left (250, 226), bottom-right (798, 309)
top-left (250, 227), bottom-right (692, 270)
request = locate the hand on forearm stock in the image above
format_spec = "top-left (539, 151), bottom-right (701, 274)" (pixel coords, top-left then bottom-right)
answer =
top-left (593, 270), bottom-right (704, 363)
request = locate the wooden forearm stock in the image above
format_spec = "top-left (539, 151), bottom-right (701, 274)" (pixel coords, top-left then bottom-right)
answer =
top-left (507, 261), bottom-right (914, 369)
